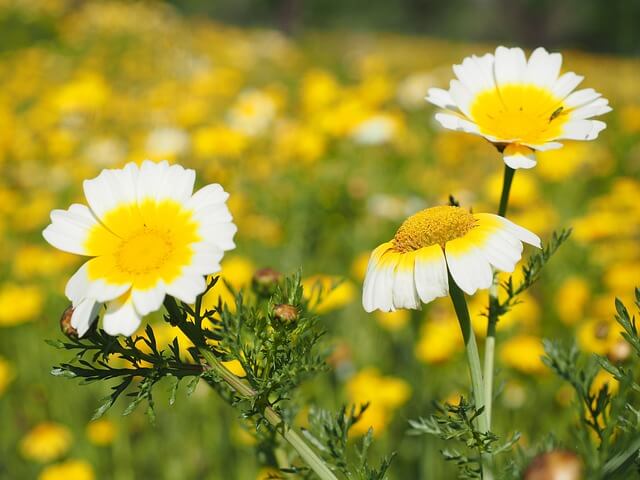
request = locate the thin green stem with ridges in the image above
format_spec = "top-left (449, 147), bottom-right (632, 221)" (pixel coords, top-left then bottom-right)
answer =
top-left (448, 272), bottom-right (487, 433)
top-left (484, 164), bottom-right (516, 429)
top-left (163, 297), bottom-right (337, 480)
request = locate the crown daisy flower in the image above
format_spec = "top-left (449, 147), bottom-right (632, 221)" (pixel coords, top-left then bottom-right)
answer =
top-left (43, 160), bottom-right (236, 337)
top-left (426, 46), bottom-right (611, 169)
top-left (362, 206), bottom-right (540, 312)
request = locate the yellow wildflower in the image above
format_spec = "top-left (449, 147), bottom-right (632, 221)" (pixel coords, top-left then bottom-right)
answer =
top-left (555, 277), bottom-right (590, 325)
top-left (21, 422), bottom-right (72, 463)
top-left (86, 419), bottom-right (116, 446)
top-left (303, 275), bottom-right (356, 314)
top-left (577, 318), bottom-right (623, 355)
top-left (0, 284), bottom-right (43, 326)
top-left (375, 310), bottom-right (410, 332)
top-left (500, 335), bottom-right (546, 375)
top-left (39, 460), bottom-right (95, 480)
top-left (0, 357), bottom-right (14, 396)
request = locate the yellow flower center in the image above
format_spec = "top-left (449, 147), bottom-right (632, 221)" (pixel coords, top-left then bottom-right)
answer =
top-left (469, 84), bottom-right (569, 144)
top-left (116, 229), bottom-right (172, 275)
top-left (85, 199), bottom-right (200, 289)
top-left (393, 206), bottom-right (476, 252)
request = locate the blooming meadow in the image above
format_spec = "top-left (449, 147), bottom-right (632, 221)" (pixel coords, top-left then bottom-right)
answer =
top-left (1, 1), bottom-right (640, 479)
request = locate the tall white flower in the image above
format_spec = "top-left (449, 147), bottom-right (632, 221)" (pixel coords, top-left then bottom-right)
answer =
top-left (362, 206), bottom-right (540, 312)
top-left (43, 160), bottom-right (236, 336)
top-left (426, 46), bottom-right (611, 169)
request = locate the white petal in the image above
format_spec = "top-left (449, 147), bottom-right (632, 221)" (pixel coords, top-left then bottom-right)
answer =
top-left (445, 238), bottom-right (494, 295)
top-left (503, 144), bottom-right (537, 169)
top-left (434, 112), bottom-right (481, 134)
top-left (414, 245), bottom-right (449, 304)
top-left (188, 243), bottom-right (224, 275)
top-left (559, 119), bottom-right (607, 141)
top-left (493, 46), bottom-right (527, 86)
top-left (525, 47), bottom-right (562, 89)
top-left (425, 87), bottom-right (455, 108)
top-left (103, 296), bottom-right (142, 336)
top-left (165, 273), bottom-right (207, 305)
top-left (453, 53), bottom-right (496, 93)
top-left (449, 80), bottom-right (475, 117)
top-left (71, 298), bottom-right (102, 337)
top-left (522, 141), bottom-right (563, 151)
top-left (198, 222), bottom-right (237, 251)
top-left (568, 98), bottom-right (612, 120)
top-left (551, 72), bottom-right (584, 99)
top-left (495, 216), bottom-right (541, 248)
top-left (83, 162), bottom-right (139, 222)
top-left (42, 204), bottom-right (101, 255)
top-left (65, 262), bottom-right (91, 305)
top-left (362, 242), bottom-right (393, 312)
top-left (466, 224), bottom-right (523, 273)
top-left (138, 160), bottom-right (195, 204)
top-left (391, 252), bottom-right (420, 310)
top-left (131, 283), bottom-right (166, 316)
top-left (362, 244), bottom-right (398, 313)
top-left (563, 88), bottom-right (602, 109)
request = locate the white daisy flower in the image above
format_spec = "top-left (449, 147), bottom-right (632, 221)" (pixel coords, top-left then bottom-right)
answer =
top-left (426, 46), bottom-right (612, 169)
top-left (43, 160), bottom-right (236, 336)
top-left (362, 206), bottom-right (540, 312)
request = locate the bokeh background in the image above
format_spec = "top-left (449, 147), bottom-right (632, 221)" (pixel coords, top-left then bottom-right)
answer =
top-left (1, 1), bottom-right (639, 478)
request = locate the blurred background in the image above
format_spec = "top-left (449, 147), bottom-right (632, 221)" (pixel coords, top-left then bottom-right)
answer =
top-left (0, 0), bottom-right (639, 479)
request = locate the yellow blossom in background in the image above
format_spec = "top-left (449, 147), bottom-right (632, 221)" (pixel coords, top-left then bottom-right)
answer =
top-left (228, 89), bottom-right (277, 136)
top-left (618, 104), bottom-right (640, 134)
top-left (350, 252), bottom-right (372, 281)
top-left (303, 275), bottom-right (356, 314)
top-left (375, 310), bottom-right (410, 332)
top-left (39, 460), bottom-right (95, 480)
top-left (577, 318), bottom-right (623, 355)
top-left (193, 125), bottom-right (248, 159)
top-left (12, 245), bottom-right (77, 278)
top-left (346, 368), bottom-right (410, 437)
top-left (500, 335), bottom-right (546, 375)
top-left (536, 141), bottom-right (593, 181)
top-left (469, 290), bottom-right (539, 337)
top-left (301, 69), bottom-right (340, 113)
top-left (556, 277), bottom-right (590, 325)
top-left (415, 315), bottom-right (462, 364)
top-left (86, 419), bottom-right (116, 446)
top-left (604, 262), bottom-right (640, 295)
top-left (0, 284), bottom-right (43, 327)
top-left (52, 73), bottom-right (110, 114)
top-left (0, 357), bottom-right (14, 396)
top-left (20, 422), bottom-right (72, 463)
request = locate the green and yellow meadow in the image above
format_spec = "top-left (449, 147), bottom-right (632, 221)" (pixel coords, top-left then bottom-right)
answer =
top-left (1, 1), bottom-right (639, 479)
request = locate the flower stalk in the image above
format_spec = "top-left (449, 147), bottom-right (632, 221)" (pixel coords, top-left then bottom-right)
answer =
top-left (484, 164), bottom-right (515, 429)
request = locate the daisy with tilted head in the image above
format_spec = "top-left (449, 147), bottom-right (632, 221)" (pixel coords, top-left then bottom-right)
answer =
top-left (43, 160), bottom-right (236, 337)
top-left (426, 46), bottom-right (611, 169)
top-left (362, 205), bottom-right (540, 312)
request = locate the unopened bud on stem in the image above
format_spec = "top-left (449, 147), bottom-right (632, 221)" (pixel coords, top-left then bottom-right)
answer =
top-left (60, 306), bottom-right (78, 339)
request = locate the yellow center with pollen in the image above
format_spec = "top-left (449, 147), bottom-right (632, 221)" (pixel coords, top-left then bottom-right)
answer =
top-left (85, 199), bottom-right (201, 289)
top-left (393, 206), bottom-right (477, 252)
top-left (469, 84), bottom-right (569, 145)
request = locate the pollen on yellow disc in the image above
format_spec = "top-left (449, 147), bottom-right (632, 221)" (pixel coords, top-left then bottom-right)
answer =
top-left (393, 206), bottom-right (476, 252)
top-left (470, 84), bottom-right (569, 144)
top-left (84, 199), bottom-right (200, 289)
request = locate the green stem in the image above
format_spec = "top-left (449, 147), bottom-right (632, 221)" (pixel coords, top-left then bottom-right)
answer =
top-left (497, 165), bottom-right (515, 217)
top-left (602, 435), bottom-right (640, 477)
top-left (198, 347), bottom-right (337, 480)
top-left (448, 272), bottom-right (487, 433)
top-left (483, 164), bottom-right (516, 430)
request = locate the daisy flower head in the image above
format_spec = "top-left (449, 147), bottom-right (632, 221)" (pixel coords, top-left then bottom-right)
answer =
top-left (426, 46), bottom-right (611, 169)
top-left (43, 160), bottom-right (236, 337)
top-left (362, 206), bottom-right (540, 312)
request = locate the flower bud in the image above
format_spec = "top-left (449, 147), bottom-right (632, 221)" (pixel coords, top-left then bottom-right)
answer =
top-left (524, 450), bottom-right (583, 480)
top-left (60, 306), bottom-right (78, 339)
top-left (252, 267), bottom-right (282, 297)
top-left (273, 304), bottom-right (299, 323)
top-left (607, 339), bottom-right (632, 364)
